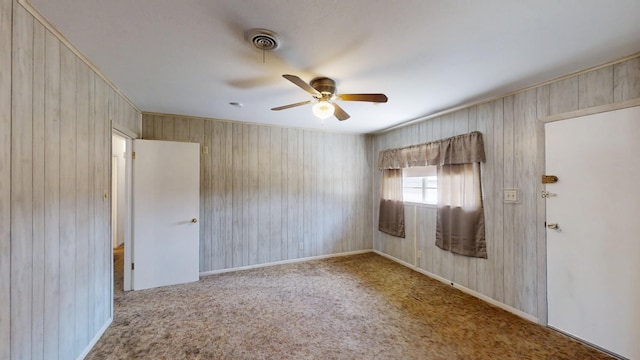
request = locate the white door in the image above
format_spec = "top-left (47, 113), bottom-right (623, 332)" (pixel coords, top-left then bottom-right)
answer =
top-left (545, 106), bottom-right (640, 359)
top-left (132, 140), bottom-right (200, 290)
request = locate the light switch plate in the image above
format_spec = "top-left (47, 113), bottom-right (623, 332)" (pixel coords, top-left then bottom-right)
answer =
top-left (504, 189), bottom-right (519, 203)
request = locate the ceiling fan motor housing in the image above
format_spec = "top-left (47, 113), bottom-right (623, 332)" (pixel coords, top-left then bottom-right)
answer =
top-left (310, 77), bottom-right (336, 98)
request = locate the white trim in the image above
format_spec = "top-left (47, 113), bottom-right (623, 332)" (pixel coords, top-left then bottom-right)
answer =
top-left (77, 317), bottom-right (113, 360)
top-left (113, 122), bottom-right (139, 140)
top-left (199, 250), bottom-right (372, 277)
top-left (372, 250), bottom-right (539, 324)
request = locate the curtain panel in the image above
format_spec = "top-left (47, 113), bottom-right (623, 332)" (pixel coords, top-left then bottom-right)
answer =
top-left (435, 163), bottom-right (486, 258)
top-left (377, 131), bottom-right (486, 258)
top-left (378, 169), bottom-right (405, 238)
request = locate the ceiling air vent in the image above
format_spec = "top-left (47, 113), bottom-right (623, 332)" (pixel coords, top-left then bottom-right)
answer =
top-left (244, 28), bottom-right (280, 51)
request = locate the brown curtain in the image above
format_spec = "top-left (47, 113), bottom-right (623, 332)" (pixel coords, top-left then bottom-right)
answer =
top-left (435, 163), bottom-right (486, 258)
top-left (378, 131), bottom-right (486, 257)
top-left (378, 169), bottom-right (405, 238)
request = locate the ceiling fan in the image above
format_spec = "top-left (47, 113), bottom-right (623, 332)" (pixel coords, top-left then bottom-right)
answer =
top-left (271, 74), bottom-right (388, 121)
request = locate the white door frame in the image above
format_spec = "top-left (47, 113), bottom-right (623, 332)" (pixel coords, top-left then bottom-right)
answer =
top-left (112, 123), bottom-right (136, 292)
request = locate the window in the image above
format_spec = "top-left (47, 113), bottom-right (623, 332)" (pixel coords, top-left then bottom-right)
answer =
top-left (402, 166), bottom-right (437, 204)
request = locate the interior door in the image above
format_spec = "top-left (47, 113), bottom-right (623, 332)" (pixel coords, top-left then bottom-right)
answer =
top-left (132, 140), bottom-right (200, 290)
top-left (545, 106), bottom-right (640, 359)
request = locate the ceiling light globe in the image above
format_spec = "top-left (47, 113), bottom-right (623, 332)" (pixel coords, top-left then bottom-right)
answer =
top-left (312, 101), bottom-right (335, 120)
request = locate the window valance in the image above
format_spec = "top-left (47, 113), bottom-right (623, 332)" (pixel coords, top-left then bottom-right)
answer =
top-left (378, 131), bottom-right (486, 169)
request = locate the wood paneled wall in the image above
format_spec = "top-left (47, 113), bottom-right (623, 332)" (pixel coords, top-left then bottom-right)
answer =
top-left (373, 56), bottom-right (640, 320)
top-left (142, 114), bottom-right (374, 272)
top-left (3, 2), bottom-right (141, 359)
top-left (1, 0), bottom-right (12, 358)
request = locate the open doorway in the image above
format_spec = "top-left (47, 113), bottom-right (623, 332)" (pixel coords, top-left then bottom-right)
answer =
top-left (112, 131), bottom-right (133, 292)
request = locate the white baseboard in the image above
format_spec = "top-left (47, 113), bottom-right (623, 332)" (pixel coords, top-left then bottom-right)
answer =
top-left (199, 249), bottom-right (372, 277)
top-left (77, 317), bottom-right (113, 360)
top-left (372, 250), bottom-right (539, 324)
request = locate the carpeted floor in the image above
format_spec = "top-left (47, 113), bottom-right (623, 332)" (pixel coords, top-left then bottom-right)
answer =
top-left (90, 248), bottom-right (612, 359)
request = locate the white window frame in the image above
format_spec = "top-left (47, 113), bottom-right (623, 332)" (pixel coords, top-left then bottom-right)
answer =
top-left (402, 165), bottom-right (437, 206)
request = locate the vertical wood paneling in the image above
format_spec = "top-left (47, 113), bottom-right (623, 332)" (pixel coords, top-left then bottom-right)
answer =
top-left (223, 123), bottom-right (233, 268)
top-left (141, 115), bottom-right (154, 139)
top-left (286, 128), bottom-right (300, 259)
top-left (257, 126), bottom-right (270, 264)
top-left (270, 127), bottom-right (283, 262)
top-left (491, 99), bottom-right (505, 303)
top-left (58, 43), bottom-right (77, 359)
top-left (11, 6), bottom-right (34, 358)
top-left (86, 70), bottom-right (95, 336)
top-left (161, 116), bottom-right (174, 140)
top-left (241, 124), bottom-right (250, 265)
top-left (513, 89), bottom-right (537, 315)
top-left (205, 120), bottom-right (216, 269)
top-left (43, 28), bottom-right (60, 359)
top-left (247, 125), bottom-right (259, 265)
top-left (5, 3), bottom-right (140, 359)
top-left (74, 60), bottom-right (90, 354)
top-left (188, 118), bottom-right (205, 270)
top-left (0, 0), bottom-right (10, 356)
top-left (549, 77), bottom-right (579, 115)
top-left (613, 58), bottom-right (640, 102)
top-left (31, 21), bottom-right (45, 360)
top-left (315, 130), bottom-right (323, 256)
top-left (232, 123), bottom-right (242, 267)
top-left (502, 95), bottom-right (516, 309)
top-left (302, 130), bottom-right (313, 258)
top-left (578, 66), bottom-right (613, 109)
top-left (93, 77), bottom-right (107, 336)
top-left (143, 115), bottom-right (373, 273)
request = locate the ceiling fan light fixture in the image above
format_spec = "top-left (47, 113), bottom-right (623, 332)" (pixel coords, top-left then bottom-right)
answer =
top-left (312, 101), bottom-right (335, 120)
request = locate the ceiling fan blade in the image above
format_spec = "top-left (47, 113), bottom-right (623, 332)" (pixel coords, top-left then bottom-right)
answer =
top-left (271, 100), bottom-right (313, 111)
top-left (283, 74), bottom-right (320, 96)
top-left (333, 103), bottom-right (351, 121)
top-left (338, 93), bottom-right (388, 103)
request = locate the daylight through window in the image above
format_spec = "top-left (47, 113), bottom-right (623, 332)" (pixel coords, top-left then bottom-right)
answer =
top-left (402, 166), bottom-right (437, 204)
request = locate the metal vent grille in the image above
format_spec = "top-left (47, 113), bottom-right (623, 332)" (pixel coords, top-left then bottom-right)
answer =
top-left (244, 28), bottom-right (280, 51)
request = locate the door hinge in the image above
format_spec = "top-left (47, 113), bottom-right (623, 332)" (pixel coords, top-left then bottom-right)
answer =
top-left (131, 263), bottom-right (135, 270)
top-left (131, 151), bottom-right (136, 160)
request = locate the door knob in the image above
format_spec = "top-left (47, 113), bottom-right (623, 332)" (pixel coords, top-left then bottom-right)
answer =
top-left (191, 218), bottom-right (198, 223)
top-left (547, 223), bottom-right (559, 230)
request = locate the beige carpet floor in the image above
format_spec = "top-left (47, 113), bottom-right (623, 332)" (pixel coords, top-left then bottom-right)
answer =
top-left (89, 248), bottom-right (612, 359)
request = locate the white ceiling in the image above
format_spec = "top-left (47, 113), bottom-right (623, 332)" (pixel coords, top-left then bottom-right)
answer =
top-left (27, 0), bottom-right (640, 134)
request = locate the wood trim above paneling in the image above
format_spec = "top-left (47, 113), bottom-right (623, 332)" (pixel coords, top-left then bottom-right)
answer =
top-left (17, 0), bottom-right (141, 113)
